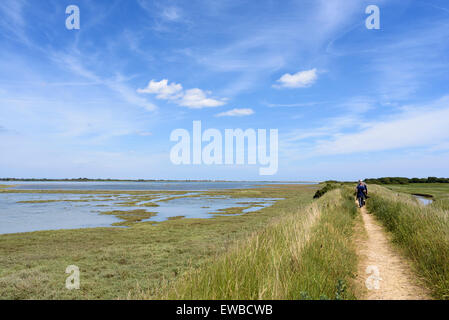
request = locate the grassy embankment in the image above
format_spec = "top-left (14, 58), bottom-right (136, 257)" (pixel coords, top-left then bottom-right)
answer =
top-left (0, 185), bottom-right (319, 299)
top-left (385, 183), bottom-right (449, 199)
top-left (145, 187), bottom-right (359, 300)
top-left (385, 183), bottom-right (449, 212)
top-left (367, 184), bottom-right (449, 299)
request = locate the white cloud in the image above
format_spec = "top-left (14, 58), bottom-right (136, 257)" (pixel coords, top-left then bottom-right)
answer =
top-left (266, 101), bottom-right (324, 108)
top-left (137, 79), bottom-right (226, 109)
top-left (161, 6), bottom-right (182, 21)
top-left (137, 131), bottom-right (152, 136)
top-left (216, 108), bottom-right (254, 117)
top-left (274, 68), bottom-right (318, 88)
top-left (179, 88), bottom-right (226, 108)
top-left (137, 79), bottom-right (183, 100)
top-left (278, 96), bottom-right (449, 163)
top-left (312, 97), bottom-right (449, 156)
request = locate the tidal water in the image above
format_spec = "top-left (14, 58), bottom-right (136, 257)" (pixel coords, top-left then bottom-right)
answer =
top-left (0, 182), bottom-right (295, 234)
top-left (413, 195), bottom-right (433, 206)
top-left (0, 180), bottom-right (313, 191)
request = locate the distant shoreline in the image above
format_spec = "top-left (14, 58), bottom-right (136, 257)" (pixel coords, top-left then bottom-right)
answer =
top-left (0, 178), bottom-right (318, 183)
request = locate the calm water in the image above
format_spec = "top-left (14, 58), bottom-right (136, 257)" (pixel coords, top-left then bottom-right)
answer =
top-left (0, 181), bottom-right (314, 191)
top-left (0, 183), bottom-right (286, 234)
top-left (0, 193), bottom-right (121, 234)
top-left (414, 195), bottom-right (433, 206)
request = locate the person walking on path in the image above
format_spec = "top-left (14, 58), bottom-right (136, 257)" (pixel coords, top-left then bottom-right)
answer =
top-left (356, 180), bottom-right (368, 208)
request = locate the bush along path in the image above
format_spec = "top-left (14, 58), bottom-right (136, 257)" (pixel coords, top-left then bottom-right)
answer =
top-left (355, 200), bottom-right (431, 300)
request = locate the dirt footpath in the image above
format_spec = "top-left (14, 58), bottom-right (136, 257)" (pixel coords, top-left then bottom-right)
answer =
top-left (356, 205), bottom-right (431, 300)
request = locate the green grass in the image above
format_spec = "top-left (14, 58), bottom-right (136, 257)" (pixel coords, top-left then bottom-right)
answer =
top-left (0, 185), bottom-right (318, 300)
top-left (431, 198), bottom-right (449, 211)
top-left (147, 187), bottom-right (359, 300)
top-left (209, 206), bottom-right (253, 215)
top-left (385, 183), bottom-right (449, 200)
top-left (367, 185), bottom-right (449, 299)
top-left (100, 209), bottom-right (157, 226)
top-left (6, 182), bottom-right (445, 300)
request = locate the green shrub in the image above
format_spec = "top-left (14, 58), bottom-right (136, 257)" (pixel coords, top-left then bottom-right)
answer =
top-left (313, 183), bottom-right (339, 199)
top-left (365, 177), bottom-right (449, 185)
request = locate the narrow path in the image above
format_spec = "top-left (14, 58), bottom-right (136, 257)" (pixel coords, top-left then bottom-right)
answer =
top-left (356, 204), bottom-right (430, 300)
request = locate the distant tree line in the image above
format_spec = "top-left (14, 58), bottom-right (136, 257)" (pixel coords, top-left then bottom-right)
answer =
top-left (364, 177), bottom-right (449, 185)
top-left (0, 178), bottom-right (239, 182)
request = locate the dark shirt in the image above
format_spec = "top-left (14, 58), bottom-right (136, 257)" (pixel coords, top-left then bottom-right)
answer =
top-left (356, 184), bottom-right (367, 198)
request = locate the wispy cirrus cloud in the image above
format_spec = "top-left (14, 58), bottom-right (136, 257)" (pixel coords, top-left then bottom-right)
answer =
top-left (216, 108), bottom-right (254, 117)
top-left (282, 96), bottom-right (449, 160)
top-left (161, 6), bottom-right (182, 22)
top-left (265, 101), bottom-right (326, 108)
top-left (137, 0), bottom-right (191, 33)
top-left (0, 0), bottom-right (29, 44)
top-left (313, 98), bottom-right (449, 156)
top-left (2, 0), bottom-right (449, 180)
top-left (52, 53), bottom-right (157, 111)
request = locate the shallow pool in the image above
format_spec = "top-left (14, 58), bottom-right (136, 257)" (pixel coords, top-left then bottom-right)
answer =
top-left (0, 192), bottom-right (280, 234)
top-left (413, 195), bottom-right (433, 206)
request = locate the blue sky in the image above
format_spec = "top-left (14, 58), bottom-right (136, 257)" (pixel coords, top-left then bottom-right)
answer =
top-left (1, 0), bottom-right (449, 181)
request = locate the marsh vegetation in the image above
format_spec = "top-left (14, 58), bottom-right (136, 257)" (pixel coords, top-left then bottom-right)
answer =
top-left (0, 185), bottom-right (316, 299)
top-left (1, 182), bottom-right (448, 300)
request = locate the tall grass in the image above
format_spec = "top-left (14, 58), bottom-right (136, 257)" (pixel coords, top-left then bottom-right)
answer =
top-left (145, 188), bottom-right (358, 300)
top-left (367, 185), bottom-right (449, 299)
top-left (432, 198), bottom-right (449, 212)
